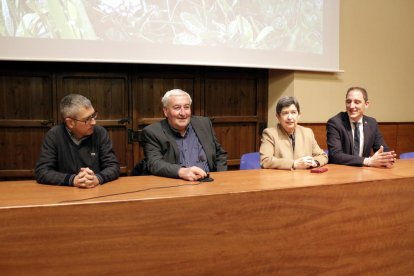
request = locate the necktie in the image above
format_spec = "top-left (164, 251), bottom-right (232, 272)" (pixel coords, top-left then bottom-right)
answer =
top-left (353, 122), bottom-right (360, 156)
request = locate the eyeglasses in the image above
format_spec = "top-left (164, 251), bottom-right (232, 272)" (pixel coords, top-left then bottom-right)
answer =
top-left (71, 111), bottom-right (98, 125)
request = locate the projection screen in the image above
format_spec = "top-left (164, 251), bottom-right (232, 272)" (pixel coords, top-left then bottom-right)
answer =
top-left (0, 0), bottom-right (340, 72)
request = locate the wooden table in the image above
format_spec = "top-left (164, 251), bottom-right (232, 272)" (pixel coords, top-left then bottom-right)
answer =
top-left (1, 160), bottom-right (414, 275)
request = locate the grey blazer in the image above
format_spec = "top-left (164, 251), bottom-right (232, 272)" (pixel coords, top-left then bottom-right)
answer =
top-left (141, 116), bottom-right (227, 178)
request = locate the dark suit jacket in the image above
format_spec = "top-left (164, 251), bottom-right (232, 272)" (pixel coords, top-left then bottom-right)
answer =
top-left (141, 116), bottom-right (227, 178)
top-left (326, 112), bottom-right (389, 166)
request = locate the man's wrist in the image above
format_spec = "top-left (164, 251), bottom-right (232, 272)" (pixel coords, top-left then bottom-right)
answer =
top-left (70, 175), bottom-right (77, 186)
top-left (95, 174), bottom-right (103, 184)
top-left (363, 157), bottom-right (371, 167)
top-left (178, 167), bottom-right (187, 178)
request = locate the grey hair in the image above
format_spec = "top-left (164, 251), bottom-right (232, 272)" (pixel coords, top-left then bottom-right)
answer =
top-left (276, 96), bottom-right (300, 116)
top-left (60, 94), bottom-right (92, 119)
top-left (161, 89), bottom-right (192, 107)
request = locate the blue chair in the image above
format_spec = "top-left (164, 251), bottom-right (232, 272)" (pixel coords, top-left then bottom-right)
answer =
top-left (400, 152), bottom-right (414, 159)
top-left (240, 152), bottom-right (261, 170)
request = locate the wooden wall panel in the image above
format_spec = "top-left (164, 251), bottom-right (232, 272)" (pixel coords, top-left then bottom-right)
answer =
top-left (0, 69), bottom-right (53, 180)
top-left (301, 123), bottom-right (327, 151)
top-left (396, 124), bottom-right (414, 157)
top-left (378, 124), bottom-right (398, 152)
top-left (204, 68), bottom-right (267, 169)
top-left (106, 127), bottom-right (130, 175)
top-left (0, 75), bottom-right (53, 120)
top-left (0, 128), bottom-right (46, 173)
top-left (204, 78), bottom-right (257, 116)
top-left (214, 123), bottom-right (257, 167)
top-left (57, 75), bottom-right (129, 120)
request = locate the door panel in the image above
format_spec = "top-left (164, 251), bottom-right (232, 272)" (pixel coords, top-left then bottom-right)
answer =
top-left (0, 73), bottom-right (53, 179)
top-left (214, 123), bottom-right (257, 166)
top-left (203, 68), bottom-right (267, 169)
top-left (204, 79), bottom-right (258, 117)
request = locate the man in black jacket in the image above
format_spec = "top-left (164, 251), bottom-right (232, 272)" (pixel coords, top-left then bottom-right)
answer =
top-left (326, 87), bottom-right (395, 167)
top-left (35, 94), bottom-right (120, 188)
top-left (140, 89), bottom-right (227, 181)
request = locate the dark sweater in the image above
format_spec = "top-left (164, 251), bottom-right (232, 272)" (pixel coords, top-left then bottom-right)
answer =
top-left (35, 124), bottom-right (120, 186)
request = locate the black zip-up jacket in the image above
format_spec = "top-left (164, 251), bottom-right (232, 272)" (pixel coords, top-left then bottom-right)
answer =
top-left (35, 124), bottom-right (120, 185)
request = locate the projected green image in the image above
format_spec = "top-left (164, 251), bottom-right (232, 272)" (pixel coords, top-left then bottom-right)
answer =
top-left (0, 0), bottom-right (322, 53)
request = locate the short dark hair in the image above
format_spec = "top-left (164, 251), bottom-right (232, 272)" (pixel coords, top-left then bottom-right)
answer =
top-left (276, 96), bottom-right (300, 116)
top-left (346, 87), bottom-right (368, 102)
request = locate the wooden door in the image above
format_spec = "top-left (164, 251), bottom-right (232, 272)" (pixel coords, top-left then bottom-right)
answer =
top-left (203, 67), bottom-right (268, 169)
top-left (0, 63), bottom-right (54, 179)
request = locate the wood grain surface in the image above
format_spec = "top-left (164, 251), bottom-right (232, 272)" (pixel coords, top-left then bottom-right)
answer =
top-left (1, 160), bottom-right (414, 275)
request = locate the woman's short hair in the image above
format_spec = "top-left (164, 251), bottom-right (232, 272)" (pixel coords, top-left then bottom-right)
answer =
top-left (276, 96), bottom-right (300, 116)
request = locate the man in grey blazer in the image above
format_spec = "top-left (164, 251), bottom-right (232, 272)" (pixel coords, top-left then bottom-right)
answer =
top-left (140, 89), bottom-right (227, 181)
top-left (327, 87), bottom-right (396, 167)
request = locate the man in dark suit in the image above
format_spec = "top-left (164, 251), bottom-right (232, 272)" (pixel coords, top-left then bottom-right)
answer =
top-left (140, 89), bottom-right (227, 181)
top-left (327, 87), bottom-right (396, 167)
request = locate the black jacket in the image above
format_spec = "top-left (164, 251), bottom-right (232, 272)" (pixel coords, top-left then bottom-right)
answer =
top-left (326, 112), bottom-right (389, 166)
top-left (35, 124), bottom-right (120, 185)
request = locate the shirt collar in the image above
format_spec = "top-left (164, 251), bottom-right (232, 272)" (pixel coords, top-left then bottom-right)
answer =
top-left (277, 123), bottom-right (295, 138)
top-left (169, 123), bottom-right (192, 138)
top-left (65, 125), bottom-right (88, 145)
top-left (349, 117), bottom-right (363, 127)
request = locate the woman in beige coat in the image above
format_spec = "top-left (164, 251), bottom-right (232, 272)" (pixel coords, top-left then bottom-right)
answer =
top-left (260, 96), bottom-right (328, 170)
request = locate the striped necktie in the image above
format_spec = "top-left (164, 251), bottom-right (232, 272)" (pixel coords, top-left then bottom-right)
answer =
top-left (353, 122), bottom-right (360, 156)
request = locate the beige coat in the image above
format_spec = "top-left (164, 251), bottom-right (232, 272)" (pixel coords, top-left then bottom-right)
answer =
top-left (260, 124), bottom-right (328, 170)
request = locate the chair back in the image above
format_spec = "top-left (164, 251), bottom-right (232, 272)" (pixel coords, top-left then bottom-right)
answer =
top-left (400, 152), bottom-right (414, 159)
top-left (240, 152), bottom-right (261, 170)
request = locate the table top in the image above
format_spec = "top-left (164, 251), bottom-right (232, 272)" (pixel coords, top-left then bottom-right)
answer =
top-left (1, 159), bottom-right (413, 209)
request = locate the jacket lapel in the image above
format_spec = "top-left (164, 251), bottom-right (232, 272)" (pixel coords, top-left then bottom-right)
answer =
top-left (160, 119), bottom-right (180, 162)
top-left (342, 113), bottom-right (354, 151)
top-left (362, 116), bottom-right (371, 156)
top-left (191, 117), bottom-right (214, 168)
